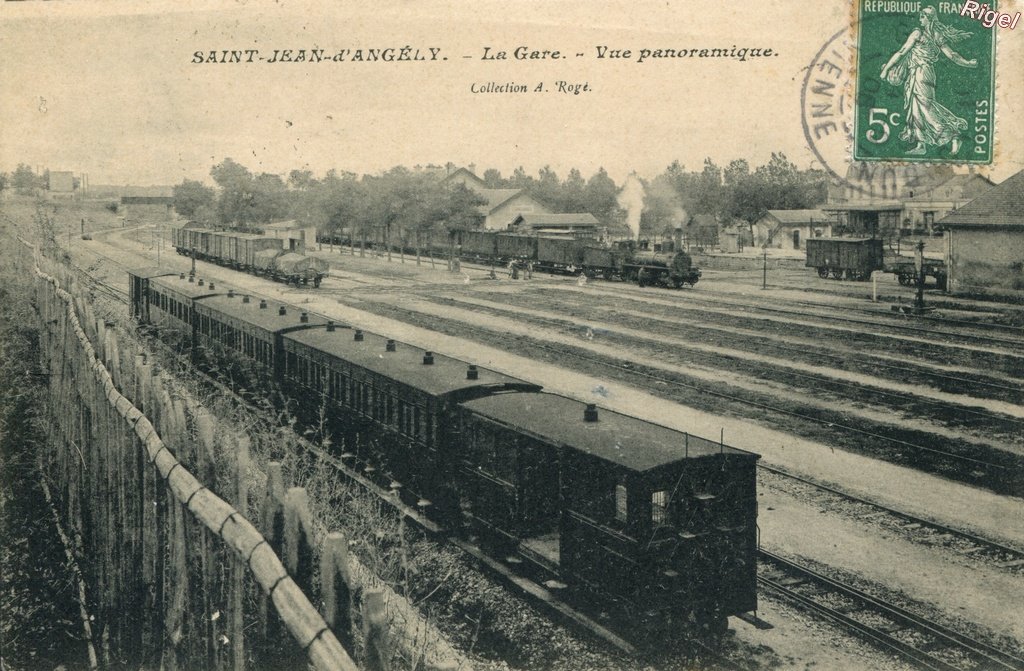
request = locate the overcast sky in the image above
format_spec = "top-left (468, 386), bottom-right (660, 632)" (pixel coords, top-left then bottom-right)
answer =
top-left (1, 0), bottom-right (1021, 186)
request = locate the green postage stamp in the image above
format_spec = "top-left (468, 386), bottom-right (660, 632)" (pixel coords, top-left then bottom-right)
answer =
top-left (853, 1), bottom-right (996, 163)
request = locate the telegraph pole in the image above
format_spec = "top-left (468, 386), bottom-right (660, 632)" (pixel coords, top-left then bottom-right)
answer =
top-left (762, 245), bottom-right (768, 289)
top-left (914, 240), bottom-right (925, 310)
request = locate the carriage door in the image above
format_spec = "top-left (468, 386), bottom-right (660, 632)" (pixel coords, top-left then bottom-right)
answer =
top-left (792, 230), bottom-right (800, 250)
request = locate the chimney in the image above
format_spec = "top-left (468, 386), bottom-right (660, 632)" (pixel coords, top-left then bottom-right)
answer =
top-left (423, 351), bottom-right (434, 365)
top-left (386, 339), bottom-right (396, 352)
top-left (242, 295), bottom-right (250, 303)
top-left (354, 329), bottom-right (364, 341)
top-left (584, 403), bottom-right (599, 422)
top-left (326, 321), bottom-right (336, 332)
top-left (278, 306), bottom-right (287, 316)
top-left (466, 364), bottom-right (479, 380)
top-left (300, 311), bottom-right (309, 323)
top-left (259, 299), bottom-right (267, 309)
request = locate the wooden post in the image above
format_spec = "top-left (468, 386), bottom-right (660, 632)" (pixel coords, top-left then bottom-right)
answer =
top-left (231, 435), bottom-right (250, 671)
top-left (361, 591), bottom-right (388, 671)
top-left (283, 487), bottom-right (315, 594)
top-left (320, 532), bottom-right (354, 652)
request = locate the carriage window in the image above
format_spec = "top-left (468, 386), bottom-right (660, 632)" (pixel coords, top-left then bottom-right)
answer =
top-left (652, 490), bottom-right (669, 525)
top-left (615, 485), bottom-right (628, 523)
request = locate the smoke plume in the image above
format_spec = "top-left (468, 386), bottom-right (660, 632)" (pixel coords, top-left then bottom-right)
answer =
top-left (617, 173), bottom-right (644, 240)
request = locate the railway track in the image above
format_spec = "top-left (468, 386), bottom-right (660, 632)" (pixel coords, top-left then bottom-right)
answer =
top-left (578, 282), bottom-right (1024, 355)
top-left (759, 550), bottom-right (1024, 671)
top-left (425, 292), bottom-right (1024, 428)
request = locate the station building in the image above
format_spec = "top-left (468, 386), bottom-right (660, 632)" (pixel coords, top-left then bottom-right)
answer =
top-left (938, 170), bottom-right (1024, 296)
top-left (445, 167), bottom-right (551, 230)
top-left (823, 162), bottom-right (994, 238)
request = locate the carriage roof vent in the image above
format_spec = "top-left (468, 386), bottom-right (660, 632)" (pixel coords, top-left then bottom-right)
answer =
top-left (197, 279), bottom-right (204, 286)
top-left (354, 329), bottom-right (364, 341)
top-left (584, 403), bottom-right (599, 422)
top-left (227, 289), bottom-right (234, 298)
top-left (259, 299), bottom-right (267, 309)
top-left (179, 273), bottom-right (186, 280)
top-left (242, 294), bottom-right (250, 303)
top-left (208, 282), bottom-right (215, 290)
top-left (300, 312), bottom-right (309, 323)
top-left (423, 351), bottom-right (434, 365)
top-left (188, 275), bottom-right (195, 283)
top-left (466, 364), bottom-right (479, 380)
top-left (278, 306), bottom-right (287, 316)
top-left (326, 321), bottom-right (336, 332)
top-left (386, 339), bottom-right (396, 352)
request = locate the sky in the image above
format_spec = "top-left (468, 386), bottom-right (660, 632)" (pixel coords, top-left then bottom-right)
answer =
top-left (1, 0), bottom-right (1021, 186)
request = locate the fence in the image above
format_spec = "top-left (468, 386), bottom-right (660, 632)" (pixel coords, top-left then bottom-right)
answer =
top-left (29, 250), bottom-right (465, 671)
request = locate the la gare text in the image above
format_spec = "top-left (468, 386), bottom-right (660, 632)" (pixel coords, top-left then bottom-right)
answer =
top-left (192, 45), bottom-right (778, 64)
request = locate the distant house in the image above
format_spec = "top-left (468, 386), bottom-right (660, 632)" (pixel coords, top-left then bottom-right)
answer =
top-left (937, 171), bottom-right (1024, 295)
top-left (753, 210), bottom-right (832, 250)
top-left (48, 171), bottom-right (75, 199)
top-left (686, 213), bottom-right (720, 249)
top-left (445, 167), bottom-right (551, 230)
top-left (510, 213), bottom-right (600, 238)
top-left (823, 162), bottom-right (994, 236)
top-left (262, 220), bottom-right (317, 253)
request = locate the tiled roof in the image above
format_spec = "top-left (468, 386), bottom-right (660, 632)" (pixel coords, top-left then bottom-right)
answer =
top-left (938, 171), bottom-right (1024, 228)
top-left (765, 209), bottom-right (829, 225)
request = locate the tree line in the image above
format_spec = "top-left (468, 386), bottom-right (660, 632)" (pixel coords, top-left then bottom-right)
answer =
top-left (169, 154), bottom-right (827, 241)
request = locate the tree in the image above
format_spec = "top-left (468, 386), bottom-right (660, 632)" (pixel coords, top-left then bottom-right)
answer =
top-left (210, 158), bottom-right (254, 227)
top-left (581, 168), bottom-right (625, 231)
top-left (11, 164), bottom-right (40, 195)
top-left (172, 180), bottom-right (216, 220)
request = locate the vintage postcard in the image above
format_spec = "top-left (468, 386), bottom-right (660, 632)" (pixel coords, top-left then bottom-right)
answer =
top-left (1, 1), bottom-right (1022, 671)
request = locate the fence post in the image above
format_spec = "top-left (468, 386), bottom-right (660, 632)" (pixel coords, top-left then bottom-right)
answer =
top-left (231, 434), bottom-right (250, 671)
top-left (320, 532), bottom-right (354, 652)
top-left (362, 590), bottom-right (388, 671)
top-left (284, 487), bottom-right (315, 594)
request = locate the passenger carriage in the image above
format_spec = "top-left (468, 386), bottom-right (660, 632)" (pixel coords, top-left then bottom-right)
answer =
top-left (458, 392), bottom-right (759, 632)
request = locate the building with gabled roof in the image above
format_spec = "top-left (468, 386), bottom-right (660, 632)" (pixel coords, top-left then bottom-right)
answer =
top-left (937, 170), bottom-right (1024, 295)
top-left (752, 209), bottom-right (833, 250)
top-left (445, 167), bottom-right (551, 230)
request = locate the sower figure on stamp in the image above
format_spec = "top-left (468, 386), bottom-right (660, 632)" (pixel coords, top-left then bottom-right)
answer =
top-left (880, 7), bottom-right (977, 156)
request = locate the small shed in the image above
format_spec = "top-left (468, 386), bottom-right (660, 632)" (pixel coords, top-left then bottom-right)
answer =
top-left (753, 210), bottom-right (832, 250)
top-left (937, 171), bottom-right (1024, 295)
top-left (261, 220), bottom-right (317, 253)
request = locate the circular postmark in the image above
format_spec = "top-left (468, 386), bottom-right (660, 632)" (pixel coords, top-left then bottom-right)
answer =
top-left (801, 26), bottom-right (862, 195)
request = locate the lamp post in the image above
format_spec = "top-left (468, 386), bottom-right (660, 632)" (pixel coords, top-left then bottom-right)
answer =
top-left (762, 245), bottom-right (768, 290)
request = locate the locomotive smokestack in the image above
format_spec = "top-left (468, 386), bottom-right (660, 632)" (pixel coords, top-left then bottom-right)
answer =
top-left (354, 329), bottom-right (364, 341)
top-left (423, 351), bottom-right (434, 365)
top-left (584, 403), bottom-right (599, 422)
top-left (466, 364), bottom-right (479, 380)
top-left (386, 339), bottom-right (396, 352)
